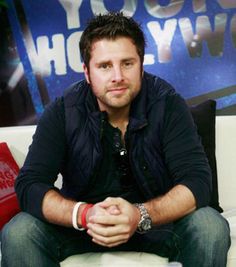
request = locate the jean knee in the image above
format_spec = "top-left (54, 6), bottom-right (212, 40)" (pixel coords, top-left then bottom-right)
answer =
top-left (186, 207), bottom-right (230, 246)
top-left (2, 212), bottom-right (38, 250)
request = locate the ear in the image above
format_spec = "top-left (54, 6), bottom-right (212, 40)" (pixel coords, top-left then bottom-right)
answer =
top-left (83, 63), bottom-right (90, 84)
top-left (140, 64), bottom-right (144, 77)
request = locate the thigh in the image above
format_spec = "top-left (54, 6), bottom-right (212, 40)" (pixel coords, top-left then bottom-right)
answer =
top-left (118, 224), bottom-right (174, 257)
top-left (168, 207), bottom-right (231, 266)
top-left (173, 206), bottom-right (230, 243)
top-left (1, 212), bottom-right (103, 262)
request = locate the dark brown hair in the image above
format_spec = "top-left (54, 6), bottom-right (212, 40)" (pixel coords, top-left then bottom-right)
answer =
top-left (79, 12), bottom-right (146, 67)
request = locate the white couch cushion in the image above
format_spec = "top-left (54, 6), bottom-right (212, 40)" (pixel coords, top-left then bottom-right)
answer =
top-left (60, 251), bottom-right (168, 267)
top-left (222, 210), bottom-right (236, 267)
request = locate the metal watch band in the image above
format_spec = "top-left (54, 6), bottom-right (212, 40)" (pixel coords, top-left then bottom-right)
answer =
top-left (134, 203), bottom-right (152, 233)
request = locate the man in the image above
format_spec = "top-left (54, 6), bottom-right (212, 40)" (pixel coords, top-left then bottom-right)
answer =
top-left (1, 12), bottom-right (230, 267)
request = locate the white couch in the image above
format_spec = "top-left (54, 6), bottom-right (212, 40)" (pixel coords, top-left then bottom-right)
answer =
top-left (0, 116), bottom-right (236, 266)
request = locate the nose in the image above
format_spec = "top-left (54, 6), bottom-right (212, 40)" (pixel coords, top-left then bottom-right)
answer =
top-left (112, 65), bottom-right (124, 83)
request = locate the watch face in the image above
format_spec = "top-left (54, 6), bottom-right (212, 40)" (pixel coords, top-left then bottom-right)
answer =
top-left (139, 217), bottom-right (152, 232)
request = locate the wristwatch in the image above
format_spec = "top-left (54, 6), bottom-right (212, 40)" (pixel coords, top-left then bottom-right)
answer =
top-left (134, 203), bottom-right (152, 233)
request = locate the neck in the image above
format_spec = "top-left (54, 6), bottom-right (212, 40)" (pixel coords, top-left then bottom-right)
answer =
top-left (106, 106), bottom-right (130, 138)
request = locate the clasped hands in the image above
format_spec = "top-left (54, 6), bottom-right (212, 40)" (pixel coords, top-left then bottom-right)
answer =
top-left (86, 197), bottom-right (140, 247)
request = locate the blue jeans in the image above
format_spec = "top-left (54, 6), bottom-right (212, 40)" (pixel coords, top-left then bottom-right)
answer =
top-left (1, 207), bottom-right (230, 267)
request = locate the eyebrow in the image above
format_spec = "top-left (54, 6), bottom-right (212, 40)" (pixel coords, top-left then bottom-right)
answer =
top-left (95, 60), bottom-right (111, 67)
top-left (95, 57), bottom-right (137, 66)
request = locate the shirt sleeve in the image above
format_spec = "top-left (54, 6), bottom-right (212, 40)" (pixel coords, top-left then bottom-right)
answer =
top-left (162, 93), bottom-right (212, 208)
top-left (15, 97), bottom-right (66, 220)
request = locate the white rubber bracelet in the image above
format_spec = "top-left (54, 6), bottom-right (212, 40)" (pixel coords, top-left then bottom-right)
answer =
top-left (72, 202), bottom-right (85, 231)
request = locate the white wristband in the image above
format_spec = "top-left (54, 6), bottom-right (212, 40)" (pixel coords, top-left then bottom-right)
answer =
top-left (72, 202), bottom-right (85, 231)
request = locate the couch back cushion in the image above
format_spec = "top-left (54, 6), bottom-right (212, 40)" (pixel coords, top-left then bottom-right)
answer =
top-left (190, 100), bottom-right (223, 212)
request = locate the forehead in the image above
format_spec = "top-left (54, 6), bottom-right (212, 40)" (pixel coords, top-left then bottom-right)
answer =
top-left (90, 37), bottom-right (139, 61)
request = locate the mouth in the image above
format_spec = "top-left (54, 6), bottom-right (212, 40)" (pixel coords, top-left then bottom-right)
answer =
top-left (109, 88), bottom-right (126, 91)
top-left (108, 86), bottom-right (128, 93)
top-left (107, 87), bottom-right (128, 97)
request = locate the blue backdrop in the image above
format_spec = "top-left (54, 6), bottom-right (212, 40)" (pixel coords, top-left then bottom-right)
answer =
top-left (5, 0), bottom-right (236, 117)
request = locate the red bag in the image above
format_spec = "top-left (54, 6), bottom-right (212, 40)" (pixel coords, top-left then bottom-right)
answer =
top-left (0, 142), bottom-right (20, 230)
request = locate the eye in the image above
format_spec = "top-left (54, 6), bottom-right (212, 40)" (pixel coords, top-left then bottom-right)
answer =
top-left (123, 60), bottom-right (134, 68)
top-left (99, 63), bottom-right (111, 70)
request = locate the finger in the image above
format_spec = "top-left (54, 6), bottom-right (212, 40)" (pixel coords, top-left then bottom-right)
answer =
top-left (89, 214), bottom-right (128, 225)
top-left (87, 222), bottom-right (132, 245)
top-left (87, 205), bottom-right (110, 220)
top-left (98, 197), bottom-right (122, 208)
top-left (91, 237), bottom-right (127, 248)
top-left (87, 222), bottom-right (123, 237)
top-left (87, 229), bottom-right (129, 247)
top-left (106, 205), bottom-right (120, 215)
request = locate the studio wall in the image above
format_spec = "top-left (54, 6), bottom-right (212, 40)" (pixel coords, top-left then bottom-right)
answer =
top-left (0, 0), bottom-right (236, 126)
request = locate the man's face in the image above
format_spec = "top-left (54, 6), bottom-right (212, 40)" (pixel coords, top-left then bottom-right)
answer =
top-left (83, 37), bottom-right (143, 113)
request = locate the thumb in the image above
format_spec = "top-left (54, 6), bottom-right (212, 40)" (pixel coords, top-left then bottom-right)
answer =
top-left (98, 197), bottom-right (120, 208)
top-left (107, 205), bottom-right (121, 215)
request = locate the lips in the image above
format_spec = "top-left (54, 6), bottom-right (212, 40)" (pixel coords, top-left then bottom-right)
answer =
top-left (107, 83), bottom-right (129, 92)
top-left (108, 87), bottom-right (127, 92)
top-left (107, 87), bottom-right (128, 97)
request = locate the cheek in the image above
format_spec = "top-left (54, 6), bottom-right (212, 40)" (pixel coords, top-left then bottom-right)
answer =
top-left (89, 81), bottom-right (105, 98)
top-left (90, 72), bottom-right (109, 90)
top-left (89, 70), bottom-right (104, 84)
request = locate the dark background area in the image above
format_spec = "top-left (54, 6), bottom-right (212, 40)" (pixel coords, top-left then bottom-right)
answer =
top-left (0, 3), bottom-right (36, 127)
